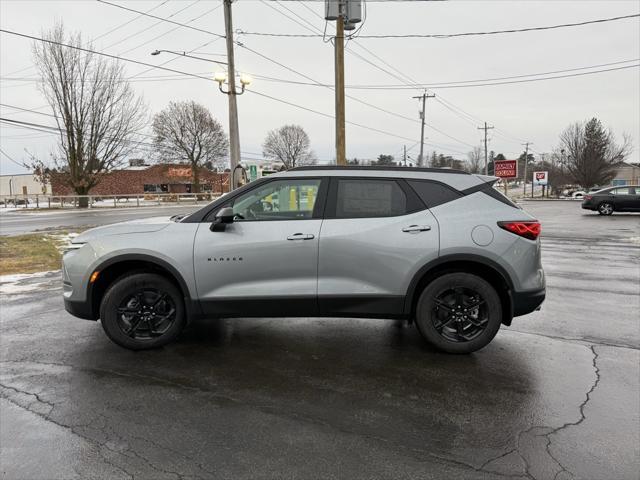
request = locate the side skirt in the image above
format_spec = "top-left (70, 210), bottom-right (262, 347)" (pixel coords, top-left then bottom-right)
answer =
top-left (198, 295), bottom-right (407, 319)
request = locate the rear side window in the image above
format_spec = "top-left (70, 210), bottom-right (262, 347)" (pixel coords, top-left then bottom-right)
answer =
top-left (482, 186), bottom-right (520, 208)
top-left (335, 179), bottom-right (407, 218)
top-left (407, 180), bottom-right (461, 208)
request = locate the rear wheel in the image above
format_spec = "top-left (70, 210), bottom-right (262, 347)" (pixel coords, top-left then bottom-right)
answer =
top-left (415, 273), bottom-right (502, 354)
top-left (99, 273), bottom-right (186, 350)
top-left (598, 202), bottom-right (614, 215)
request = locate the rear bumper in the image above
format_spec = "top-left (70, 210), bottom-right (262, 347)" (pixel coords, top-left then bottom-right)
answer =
top-left (64, 297), bottom-right (96, 320)
top-left (512, 288), bottom-right (546, 317)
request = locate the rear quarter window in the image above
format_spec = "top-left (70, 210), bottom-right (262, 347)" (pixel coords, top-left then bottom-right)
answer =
top-left (406, 180), bottom-right (461, 208)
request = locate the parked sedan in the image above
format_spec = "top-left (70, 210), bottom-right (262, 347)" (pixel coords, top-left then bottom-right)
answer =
top-left (581, 186), bottom-right (640, 215)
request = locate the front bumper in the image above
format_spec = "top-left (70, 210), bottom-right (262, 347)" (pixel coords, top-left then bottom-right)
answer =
top-left (512, 288), bottom-right (546, 317)
top-left (581, 201), bottom-right (595, 210)
top-left (64, 296), bottom-right (96, 320)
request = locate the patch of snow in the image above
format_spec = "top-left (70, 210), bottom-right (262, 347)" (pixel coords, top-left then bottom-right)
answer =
top-left (0, 270), bottom-right (61, 296)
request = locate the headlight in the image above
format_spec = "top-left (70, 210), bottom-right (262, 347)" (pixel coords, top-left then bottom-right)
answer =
top-left (63, 242), bottom-right (86, 254)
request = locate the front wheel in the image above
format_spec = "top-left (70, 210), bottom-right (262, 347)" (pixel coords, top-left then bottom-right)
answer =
top-left (100, 273), bottom-right (186, 350)
top-left (597, 202), bottom-right (614, 215)
top-left (415, 273), bottom-right (502, 354)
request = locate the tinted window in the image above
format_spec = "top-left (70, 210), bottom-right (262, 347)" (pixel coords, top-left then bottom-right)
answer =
top-left (335, 179), bottom-right (407, 218)
top-left (612, 187), bottom-right (632, 195)
top-left (231, 178), bottom-right (321, 221)
top-left (407, 180), bottom-right (461, 208)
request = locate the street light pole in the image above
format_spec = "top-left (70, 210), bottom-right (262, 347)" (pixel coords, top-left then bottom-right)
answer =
top-left (223, 0), bottom-right (241, 189)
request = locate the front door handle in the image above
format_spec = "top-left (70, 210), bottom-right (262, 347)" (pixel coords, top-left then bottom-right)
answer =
top-left (287, 233), bottom-right (315, 241)
top-left (402, 225), bottom-right (431, 233)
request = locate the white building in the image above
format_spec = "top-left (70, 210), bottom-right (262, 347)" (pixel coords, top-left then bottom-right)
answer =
top-left (0, 173), bottom-right (51, 196)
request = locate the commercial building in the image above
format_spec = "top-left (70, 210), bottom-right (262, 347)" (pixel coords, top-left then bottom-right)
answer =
top-left (611, 162), bottom-right (640, 186)
top-left (0, 173), bottom-right (51, 196)
top-left (50, 163), bottom-right (229, 196)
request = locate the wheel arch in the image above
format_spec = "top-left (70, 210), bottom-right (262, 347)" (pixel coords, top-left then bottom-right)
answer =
top-left (405, 254), bottom-right (514, 326)
top-left (89, 254), bottom-right (197, 320)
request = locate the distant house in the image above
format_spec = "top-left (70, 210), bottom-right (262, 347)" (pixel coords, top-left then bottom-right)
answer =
top-left (50, 163), bottom-right (229, 196)
top-left (611, 162), bottom-right (640, 186)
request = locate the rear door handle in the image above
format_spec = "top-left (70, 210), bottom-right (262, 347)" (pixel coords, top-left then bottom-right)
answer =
top-left (287, 233), bottom-right (315, 240)
top-left (402, 225), bottom-right (431, 233)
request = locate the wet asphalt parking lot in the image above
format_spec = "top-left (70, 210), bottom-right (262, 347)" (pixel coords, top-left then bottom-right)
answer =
top-left (1, 201), bottom-right (639, 480)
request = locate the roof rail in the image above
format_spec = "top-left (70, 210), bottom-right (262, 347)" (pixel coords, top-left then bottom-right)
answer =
top-left (289, 165), bottom-right (469, 175)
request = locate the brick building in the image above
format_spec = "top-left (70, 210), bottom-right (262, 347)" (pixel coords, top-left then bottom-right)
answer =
top-left (50, 164), bottom-right (229, 196)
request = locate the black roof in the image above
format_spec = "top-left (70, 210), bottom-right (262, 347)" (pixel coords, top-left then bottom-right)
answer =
top-left (289, 165), bottom-right (470, 175)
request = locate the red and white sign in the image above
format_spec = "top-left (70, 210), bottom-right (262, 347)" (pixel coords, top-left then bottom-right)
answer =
top-left (533, 171), bottom-right (548, 186)
top-left (494, 160), bottom-right (517, 178)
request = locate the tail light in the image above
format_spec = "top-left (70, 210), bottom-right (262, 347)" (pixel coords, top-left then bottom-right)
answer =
top-left (584, 195), bottom-right (593, 200)
top-left (498, 221), bottom-right (541, 240)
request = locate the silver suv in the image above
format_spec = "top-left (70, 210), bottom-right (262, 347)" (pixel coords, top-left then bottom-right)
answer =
top-left (63, 166), bottom-right (545, 354)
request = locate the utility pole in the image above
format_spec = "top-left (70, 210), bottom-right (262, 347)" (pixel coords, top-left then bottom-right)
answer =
top-left (335, 9), bottom-right (346, 165)
top-left (522, 142), bottom-right (532, 196)
top-left (326, 0), bottom-right (361, 165)
top-left (413, 92), bottom-right (435, 166)
top-left (477, 122), bottom-right (494, 175)
top-left (403, 145), bottom-right (407, 166)
top-left (223, 0), bottom-right (241, 188)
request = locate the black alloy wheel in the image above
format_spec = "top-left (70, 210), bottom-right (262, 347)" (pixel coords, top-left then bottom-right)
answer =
top-left (432, 287), bottom-right (488, 343)
top-left (100, 273), bottom-right (186, 350)
top-left (116, 289), bottom-right (177, 340)
top-left (415, 272), bottom-right (502, 354)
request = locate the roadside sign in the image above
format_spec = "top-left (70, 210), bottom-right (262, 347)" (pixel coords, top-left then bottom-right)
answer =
top-left (249, 164), bottom-right (258, 182)
top-left (533, 171), bottom-right (548, 186)
top-left (494, 160), bottom-right (517, 178)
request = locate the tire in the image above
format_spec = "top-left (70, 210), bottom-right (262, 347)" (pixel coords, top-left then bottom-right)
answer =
top-left (597, 202), bottom-right (614, 215)
top-left (415, 273), bottom-right (502, 354)
top-left (99, 273), bottom-right (186, 350)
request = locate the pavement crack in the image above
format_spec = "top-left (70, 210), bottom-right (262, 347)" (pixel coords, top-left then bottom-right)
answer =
top-left (0, 382), bottom-right (55, 418)
top-left (480, 345), bottom-right (602, 480)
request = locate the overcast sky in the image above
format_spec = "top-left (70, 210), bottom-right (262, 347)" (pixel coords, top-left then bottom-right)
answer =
top-left (1, 0), bottom-right (639, 175)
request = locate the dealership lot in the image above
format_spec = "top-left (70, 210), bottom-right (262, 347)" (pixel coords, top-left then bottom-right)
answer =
top-left (1, 202), bottom-right (638, 479)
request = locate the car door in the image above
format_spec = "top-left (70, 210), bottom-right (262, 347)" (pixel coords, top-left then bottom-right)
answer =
top-left (610, 187), bottom-right (634, 211)
top-left (193, 177), bottom-right (328, 316)
top-left (317, 177), bottom-right (439, 317)
top-left (628, 187), bottom-right (640, 211)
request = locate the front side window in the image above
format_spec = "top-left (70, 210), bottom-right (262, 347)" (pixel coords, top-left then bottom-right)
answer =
top-left (231, 178), bottom-right (321, 221)
top-left (335, 179), bottom-right (407, 218)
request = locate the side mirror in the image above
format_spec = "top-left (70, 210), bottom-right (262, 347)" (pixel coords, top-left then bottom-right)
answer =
top-left (210, 206), bottom-right (234, 232)
top-left (216, 206), bottom-right (235, 223)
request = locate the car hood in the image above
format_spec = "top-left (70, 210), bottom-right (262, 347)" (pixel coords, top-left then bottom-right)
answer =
top-left (73, 216), bottom-right (174, 243)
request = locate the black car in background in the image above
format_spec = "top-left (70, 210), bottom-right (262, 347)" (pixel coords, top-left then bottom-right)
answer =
top-left (581, 185), bottom-right (640, 215)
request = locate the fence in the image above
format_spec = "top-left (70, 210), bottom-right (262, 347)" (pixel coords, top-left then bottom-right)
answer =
top-left (0, 193), bottom-right (222, 209)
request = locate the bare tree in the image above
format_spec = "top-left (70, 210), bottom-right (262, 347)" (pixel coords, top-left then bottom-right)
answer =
top-left (466, 146), bottom-right (483, 174)
top-left (33, 23), bottom-right (146, 207)
top-left (559, 118), bottom-right (632, 188)
top-left (262, 125), bottom-right (316, 169)
top-left (152, 101), bottom-right (228, 192)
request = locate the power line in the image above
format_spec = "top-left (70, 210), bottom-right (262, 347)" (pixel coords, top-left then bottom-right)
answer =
top-left (237, 13), bottom-right (640, 38)
top-left (104, 0), bottom-right (203, 52)
top-left (2, 0), bottom-right (172, 78)
top-left (99, 0), bottom-right (469, 152)
top-left (0, 147), bottom-right (25, 167)
top-left (253, 1), bottom-right (472, 152)
top-left (96, 0), bottom-right (225, 39)
top-left (0, 30), bottom-right (467, 155)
